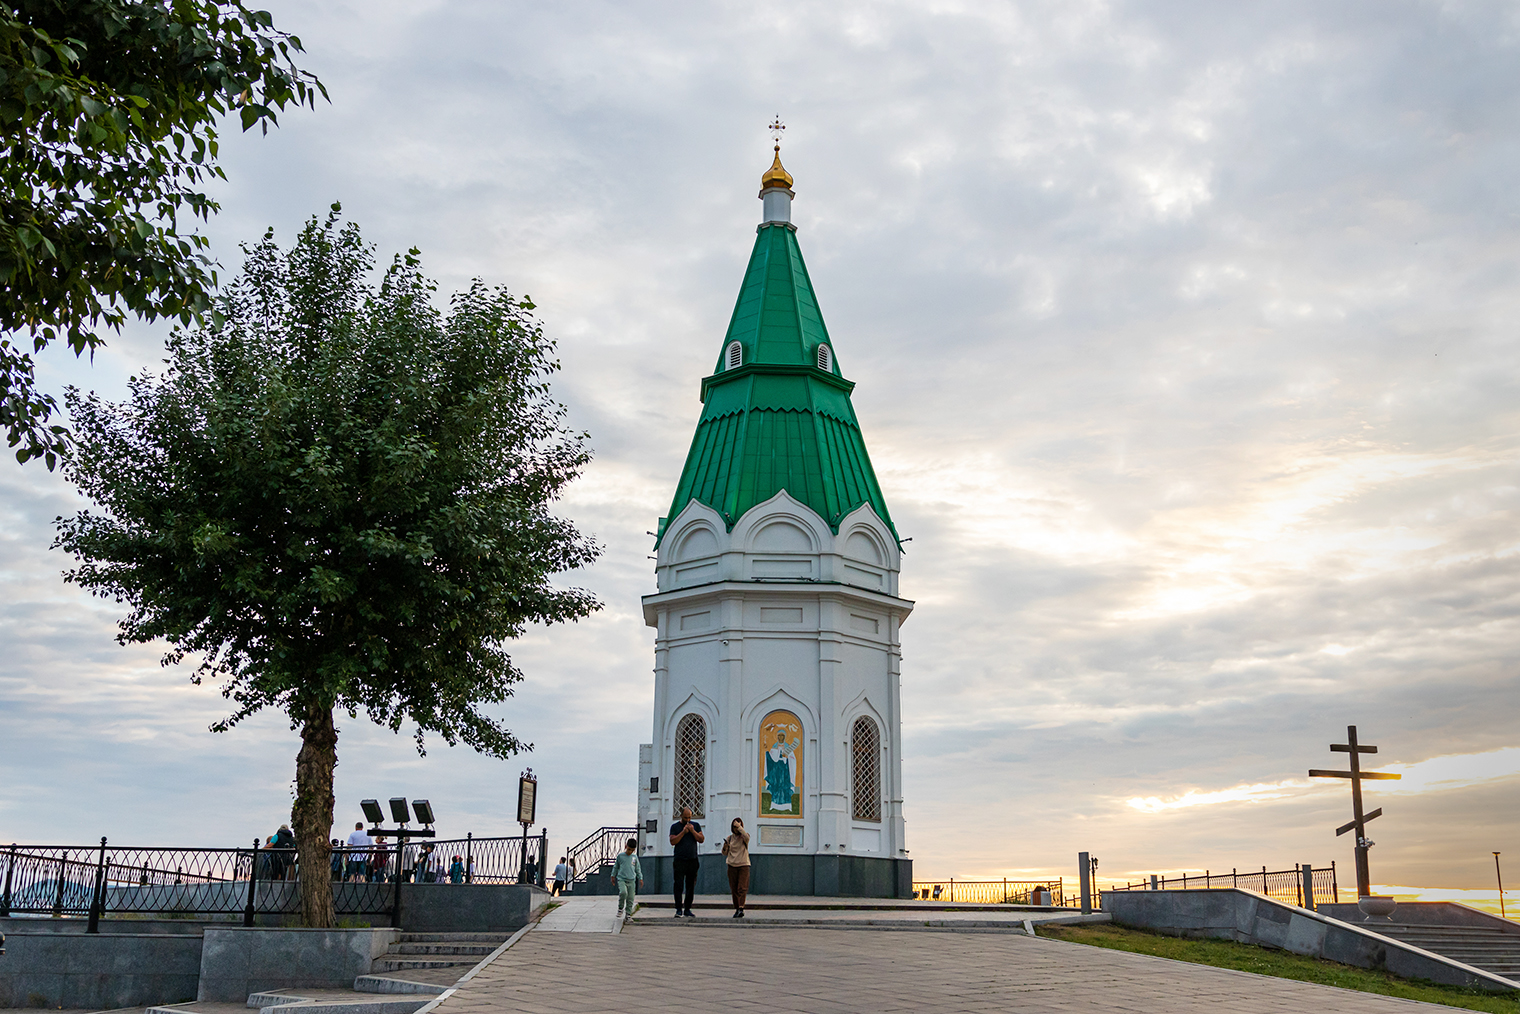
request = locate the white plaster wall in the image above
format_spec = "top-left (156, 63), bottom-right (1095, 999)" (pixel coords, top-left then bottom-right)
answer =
top-left (640, 492), bottom-right (912, 863)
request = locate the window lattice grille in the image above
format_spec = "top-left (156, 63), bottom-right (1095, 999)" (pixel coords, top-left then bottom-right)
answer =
top-left (816, 344), bottom-right (832, 371)
top-left (675, 714), bottom-right (707, 818)
top-left (726, 341), bottom-right (743, 371)
top-left (851, 716), bottom-right (881, 822)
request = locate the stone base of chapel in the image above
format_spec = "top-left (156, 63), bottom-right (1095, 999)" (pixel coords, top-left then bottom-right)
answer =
top-left (602, 854), bottom-right (912, 899)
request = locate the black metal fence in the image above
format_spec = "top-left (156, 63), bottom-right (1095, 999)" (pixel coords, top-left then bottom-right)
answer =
top-left (0, 832), bottom-right (551, 930)
top-left (1107, 862), bottom-right (1339, 907)
top-left (909, 879), bottom-right (1068, 905)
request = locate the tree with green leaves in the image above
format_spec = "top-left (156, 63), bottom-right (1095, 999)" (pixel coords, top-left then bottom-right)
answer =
top-left (2, 0), bottom-right (324, 468)
top-left (55, 209), bottom-right (601, 927)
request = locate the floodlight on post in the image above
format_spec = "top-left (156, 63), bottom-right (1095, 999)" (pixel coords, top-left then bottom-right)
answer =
top-left (360, 799), bottom-right (385, 825)
top-left (356, 799), bottom-right (435, 839)
top-left (413, 799), bottom-right (435, 825)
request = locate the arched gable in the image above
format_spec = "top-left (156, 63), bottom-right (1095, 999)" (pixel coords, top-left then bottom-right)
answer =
top-left (658, 500), bottom-right (727, 567)
top-left (836, 502), bottom-right (899, 570)
top-left (741, 686), bottom-right (817, 736)
top-left (731, 490), bottom-right (831, 553)
top-left (663, 687), bottom-right (720, 743)
top-left (675, 524), bottom-right (720, 561)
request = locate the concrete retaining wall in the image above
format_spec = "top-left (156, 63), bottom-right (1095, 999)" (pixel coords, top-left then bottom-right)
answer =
top-left (0, 883), bottom-right (544, 1007)
top-left (0, 932), bottom-right (203, 1009)
top-left (1104, 889), bottom-right (1517, 992)
top-left (1, 916), bottom-right (215, 935)
top-left (398, 883), bottom-right (547, 932)
top-left (197, 927), bottom-right (398, 1001)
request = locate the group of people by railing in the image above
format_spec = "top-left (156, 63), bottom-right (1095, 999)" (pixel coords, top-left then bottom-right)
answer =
top-left (328, 822), bottom-right (468, 884)
top-left (248, 823), bottom-right (467, 885)
top-left (0, 828), bottom-right (552, 923)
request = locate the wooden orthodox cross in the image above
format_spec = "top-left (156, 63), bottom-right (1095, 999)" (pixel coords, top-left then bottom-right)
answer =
top-left (1309, 725), bottom-right (1401, 899)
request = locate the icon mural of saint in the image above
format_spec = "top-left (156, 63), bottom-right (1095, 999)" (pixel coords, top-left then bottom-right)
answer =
top-left (759, 710), bottom-right (802, 818)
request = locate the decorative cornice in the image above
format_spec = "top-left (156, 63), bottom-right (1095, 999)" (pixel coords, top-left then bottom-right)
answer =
top-left (699, 361), bottom-right (855, 402)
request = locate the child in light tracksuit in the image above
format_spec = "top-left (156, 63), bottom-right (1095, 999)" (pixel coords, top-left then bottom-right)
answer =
top-left (612, 838), bottom-right (643, 920)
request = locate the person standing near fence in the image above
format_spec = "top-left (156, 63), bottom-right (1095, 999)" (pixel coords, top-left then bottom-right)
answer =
top-left (370, 836), bottom-right (390, 883)
top-left (722, 817), bottom-right (751, 918)
top-left (449, 854), bottom-right (465, 884)
top-left (668, 805), bottom-right (704, 917)
top-left (551, 856), bottom-right (571, 896)
top-left (612, 838), bottom-right (643, 922)
top-left (345, 823), bottom-right (371, 882)
top-left (273, 824), bottom-right (296, 880)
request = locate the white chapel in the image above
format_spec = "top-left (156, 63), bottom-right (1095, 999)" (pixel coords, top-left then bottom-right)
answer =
top-left (634, 143), bottom-right (914, 897)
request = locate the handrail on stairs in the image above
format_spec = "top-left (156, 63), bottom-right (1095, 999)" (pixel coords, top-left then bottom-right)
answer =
top-left (566, 826), bottom-right (639, 882)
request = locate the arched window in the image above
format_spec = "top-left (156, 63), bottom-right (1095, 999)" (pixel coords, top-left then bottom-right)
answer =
top-left (816, 343), bottom-right (832, 372)
top-left (725, 341), bottom-right (743, 371)
top-left (851, 716), bottom-right (881, 822)
top-left (675, 714), bottom-right (707, 818)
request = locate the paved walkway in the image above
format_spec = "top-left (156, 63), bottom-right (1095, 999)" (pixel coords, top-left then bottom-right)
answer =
top-left (434, 923), bottom-right (1463, 1014)
top-left (535, 897), bottom-right (621, 933)
top-left (630, 897), bottom-right (1104, 930)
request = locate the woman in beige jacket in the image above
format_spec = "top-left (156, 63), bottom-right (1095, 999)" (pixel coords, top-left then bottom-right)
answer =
top-left (721, 817), bottom-right (751, 917)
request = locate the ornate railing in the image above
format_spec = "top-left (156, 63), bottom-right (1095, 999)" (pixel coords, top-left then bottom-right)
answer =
top-left (910, 878), bottom-right (1067, 905)
top-left (566, 826), bottom-right (639, 883)
top-left (1106, 863), bottom-right (1339, 907)
top-left (430, 833), bottom-right (550, 887)
top-left (0, 832), bottom-right (551, 928)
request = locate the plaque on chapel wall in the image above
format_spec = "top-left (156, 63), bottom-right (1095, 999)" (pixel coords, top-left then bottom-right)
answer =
top-left (759, 824), bottom-right (803, 847)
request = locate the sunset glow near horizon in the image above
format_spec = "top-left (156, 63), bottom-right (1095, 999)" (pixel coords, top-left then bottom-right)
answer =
top-left (2, 1), bottom-right (1519, 899)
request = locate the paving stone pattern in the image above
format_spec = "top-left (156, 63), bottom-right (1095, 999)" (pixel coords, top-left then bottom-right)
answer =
top-left (537, 898), bottom-right (620, 933)
top-left (436, 925), bottom-right (1462, 1014)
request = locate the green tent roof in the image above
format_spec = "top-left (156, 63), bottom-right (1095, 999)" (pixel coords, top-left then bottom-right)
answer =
top-left (657, 222), bottom-right (898, 546)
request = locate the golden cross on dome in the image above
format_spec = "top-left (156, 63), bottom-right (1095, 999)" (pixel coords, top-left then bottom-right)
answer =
top-left (769, 116), bottom-right (786, 148)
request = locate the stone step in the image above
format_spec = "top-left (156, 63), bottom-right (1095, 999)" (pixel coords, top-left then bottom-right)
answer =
top-left (1377, 937), bottom-right (1520, 952)
top-left (387, 942), bottom-right (497, 955)
top-left (1392, 942), bottom-right (1520, 948)
top-left (372, 957), bottom-right (476, 972)
top-left (1380, 930), bottom-right (1517, 939)
top-left (396, 932), bottom-right (505, 943)
top-left (353, 975), bottom-right (449, 995)
top-left (255, 1001), bottom-right (431, 1014)
top-left (1357, 924), bottom-right (1520, 980)
top-left (241, 990), bottom-right (436, 1014)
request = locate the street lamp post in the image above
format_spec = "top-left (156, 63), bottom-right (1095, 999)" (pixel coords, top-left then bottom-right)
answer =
top-left (517, 769), bottom-right (538, 885)
top-left (1495, 852), bottom-right (1506, 919)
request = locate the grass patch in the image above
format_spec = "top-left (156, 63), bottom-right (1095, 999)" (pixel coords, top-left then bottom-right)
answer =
top-left (1039, 923), bottom-right (1520, 1012)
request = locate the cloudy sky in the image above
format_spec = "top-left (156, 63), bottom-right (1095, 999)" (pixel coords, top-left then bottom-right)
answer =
top-left (4, 0), bottom-right (1520, 899)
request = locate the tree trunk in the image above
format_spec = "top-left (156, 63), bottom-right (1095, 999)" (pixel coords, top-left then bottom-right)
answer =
top-left (293, 701), bottom-right (338, 928)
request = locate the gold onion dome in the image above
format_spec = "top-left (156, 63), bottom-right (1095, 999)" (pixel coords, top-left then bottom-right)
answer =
top-left (761, 145), bottom-right (793, 190)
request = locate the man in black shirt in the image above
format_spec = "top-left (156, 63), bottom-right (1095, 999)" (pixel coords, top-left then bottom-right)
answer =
top-left (668, 806), bottom-right (704, 917)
